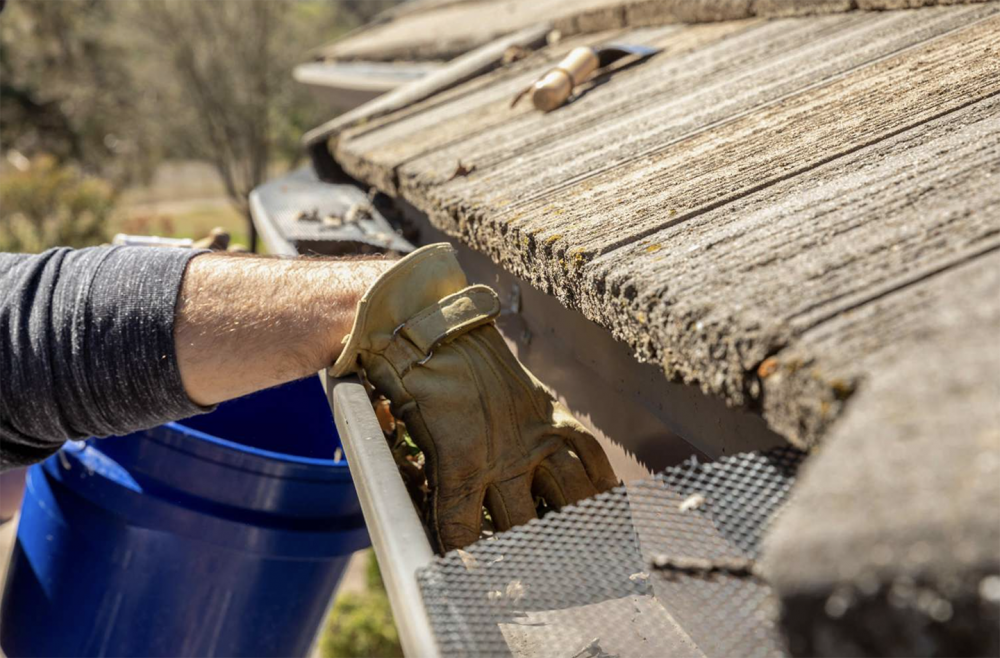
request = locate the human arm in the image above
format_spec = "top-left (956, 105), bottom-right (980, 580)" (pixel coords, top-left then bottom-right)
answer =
top-left (173, 252), bottom-right (393, 405)
top-left (0, 246), bottom-right (391, 469)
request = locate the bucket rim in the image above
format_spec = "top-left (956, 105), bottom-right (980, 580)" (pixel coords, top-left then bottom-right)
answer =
top-left (152, 420), bottom-right (352, 470)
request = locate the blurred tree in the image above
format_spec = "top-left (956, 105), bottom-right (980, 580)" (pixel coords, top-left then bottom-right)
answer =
top-left (0, 155), bottom-right (115, 252)
top-left (1, 0), bottom-right (401, 251)
top-left (127, 0), bottom-right (398, 249)
top-left (130, 0), bottom-right (283, 238)
top-left (0, 0), bottom-right (162, 187)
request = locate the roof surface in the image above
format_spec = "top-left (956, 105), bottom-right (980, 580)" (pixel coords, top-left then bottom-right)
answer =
top-left (330, 6), bottom-right (1000, 649)
top-left (319, 0), bottom-right (995, 61)
top-left (334, 4), bottom-right (1000, 448)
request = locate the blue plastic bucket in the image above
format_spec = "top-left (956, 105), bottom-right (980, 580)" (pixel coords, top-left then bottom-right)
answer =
top-left (0, 376), bottom-right (369, 657)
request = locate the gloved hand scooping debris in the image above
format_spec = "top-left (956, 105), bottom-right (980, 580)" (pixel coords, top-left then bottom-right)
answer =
top-left (330, 243), bottom-right (618, 552)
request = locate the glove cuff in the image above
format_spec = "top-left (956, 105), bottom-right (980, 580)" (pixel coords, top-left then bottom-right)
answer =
top-left (329, 243), bottom-right (499, 377)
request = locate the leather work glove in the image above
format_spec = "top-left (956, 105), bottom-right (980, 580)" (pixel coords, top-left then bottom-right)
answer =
top-left (330, 243), bottom-right (618, 552)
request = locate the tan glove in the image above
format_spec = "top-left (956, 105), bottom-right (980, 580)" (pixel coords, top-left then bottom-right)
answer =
top-left (331, 243), bottom-right (618, 552)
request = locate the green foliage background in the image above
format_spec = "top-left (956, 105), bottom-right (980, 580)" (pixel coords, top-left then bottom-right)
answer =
top-left (0, 0), bottom-right (388, 183)
top-left (0, 0), bottom-right (396, 250)
top-left (320, 550), bottom-right (404, 658)
top-left (0, 156), bottom-right (114, 251)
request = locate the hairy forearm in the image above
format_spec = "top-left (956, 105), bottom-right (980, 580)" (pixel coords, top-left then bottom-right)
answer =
top-left (175, 253), bottom-right (393, 406)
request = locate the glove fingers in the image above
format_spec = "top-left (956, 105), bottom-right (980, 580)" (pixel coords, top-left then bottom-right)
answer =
top-left (484, 476), bottom-right (537, 532)
top-left (434, 488), bottom-right (487, 553)
top-left (564, 430), bottom-right (619, 493)
top-left (533, 448), bottom-right (599, 508)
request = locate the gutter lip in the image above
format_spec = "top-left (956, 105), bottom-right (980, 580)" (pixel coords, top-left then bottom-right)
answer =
top-left (252, 179), bottom-right (438, 656)
top-left (249, 188), bottom-right (299, 257)
top-left (325, 374), bottom-right (441, 658)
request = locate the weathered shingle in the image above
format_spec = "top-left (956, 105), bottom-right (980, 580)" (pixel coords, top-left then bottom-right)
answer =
top-left (330, 5), bottom-right (1000, 653)
top-left (335, 5), bottom-right (1000, 446)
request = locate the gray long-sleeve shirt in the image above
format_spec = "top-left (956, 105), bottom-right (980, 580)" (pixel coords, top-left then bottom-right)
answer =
top-left (0, 246), bottom-right (210, 470)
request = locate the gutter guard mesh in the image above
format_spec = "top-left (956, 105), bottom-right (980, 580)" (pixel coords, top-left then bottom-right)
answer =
top-left (417, 448), bottom-right (804, 658)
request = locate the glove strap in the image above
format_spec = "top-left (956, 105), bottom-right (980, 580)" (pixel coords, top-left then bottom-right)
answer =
top-left (384, 285), bottom-right (500, 375)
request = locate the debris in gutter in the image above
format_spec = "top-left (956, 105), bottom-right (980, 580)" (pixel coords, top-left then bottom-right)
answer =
top-left (379, 396), bottom-right (428, 511)
top-left (345, 201), bottom-right (375, 224)
top-left (481, 505), bottom-right (496, 539)
top-left (298, 200), bottom-right (385, 237)
top-left (374, 398), bottom-right (395, 434)
top-left (296, 207), bottom-right (321, 222)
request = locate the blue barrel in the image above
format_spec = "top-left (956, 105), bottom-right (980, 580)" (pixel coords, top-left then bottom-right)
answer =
top-left (0, 376), bottom-right (369, 657)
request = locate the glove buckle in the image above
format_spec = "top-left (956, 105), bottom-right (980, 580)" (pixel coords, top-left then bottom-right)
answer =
top-left (392, 321), bottom-right (435, 376)
top-left (400, 349), bottom-right (434, 377)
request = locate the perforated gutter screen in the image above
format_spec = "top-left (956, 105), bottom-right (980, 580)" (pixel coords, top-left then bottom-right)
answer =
top-left (329, 373), bottom-right (804, 658)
